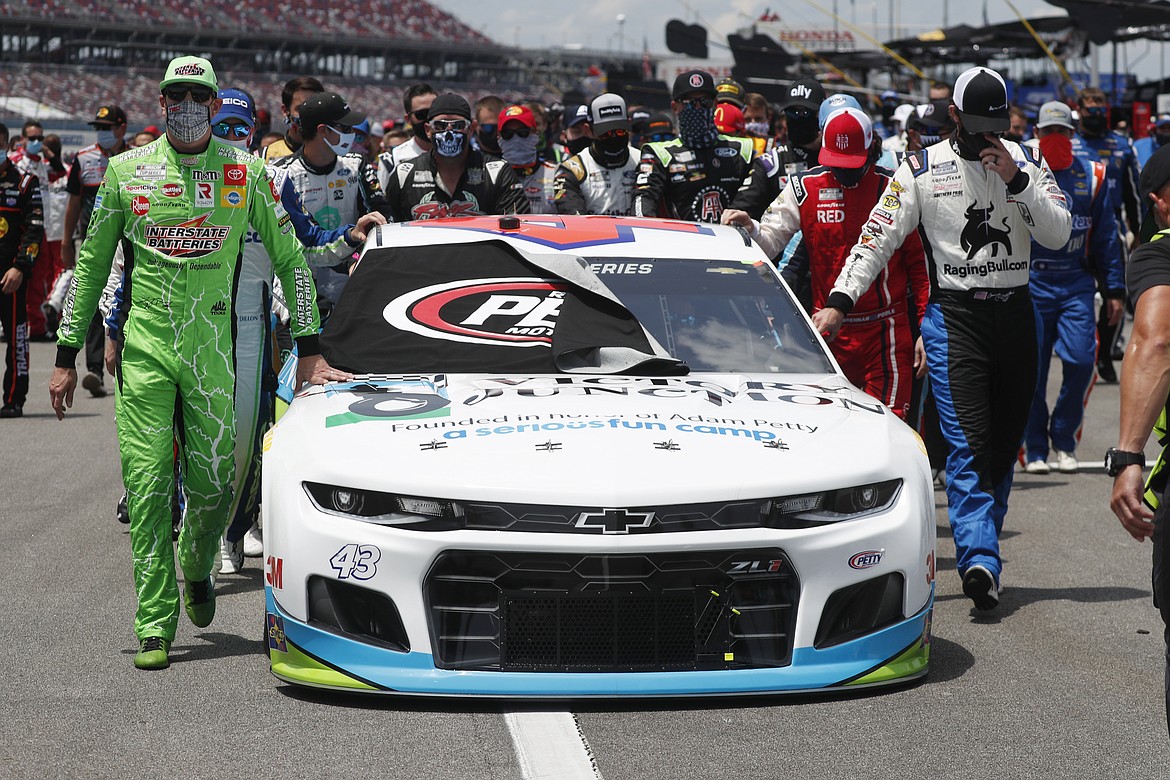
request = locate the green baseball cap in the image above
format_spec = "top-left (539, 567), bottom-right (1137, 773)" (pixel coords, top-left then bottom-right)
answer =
top-left (159, 56), bottom-right (218, 92)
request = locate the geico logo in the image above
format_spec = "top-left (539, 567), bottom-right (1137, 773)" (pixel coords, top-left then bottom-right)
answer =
top-left (817, 209), bottom-right (845, 223)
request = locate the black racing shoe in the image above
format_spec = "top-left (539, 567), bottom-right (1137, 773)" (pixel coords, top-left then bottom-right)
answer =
top-left (116, 492), bottom-right (130, 524)
top-left (0, 404), bottom-right (22, 418)
top-left (962, 565), bottom-right (1000, 611)
top-left (1097, 360), bottom-right (1117, 384)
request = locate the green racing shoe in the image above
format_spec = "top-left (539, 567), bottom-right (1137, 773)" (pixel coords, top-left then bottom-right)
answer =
top-left (134, 636), bottom-right (170, 670)
top-left (184, 577), bottom-right (216, 628)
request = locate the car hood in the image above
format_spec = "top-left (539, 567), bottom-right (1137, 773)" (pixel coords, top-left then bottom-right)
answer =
top-left (269, 374), bottom-right (918, 505)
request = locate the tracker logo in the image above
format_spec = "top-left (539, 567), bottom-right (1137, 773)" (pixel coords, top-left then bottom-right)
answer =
top-left (161, 182), bottom-right (183, 198)
top-left (145, 213), bottom-right (231, 257)
top-left (727, 559), bottom-right (784, 575)
top-left (131, 196), bottom-right (149, 216)
top-left (383, 278), bottom-right (569, 347)
top-left (223, 163), bottom-right (247, 184)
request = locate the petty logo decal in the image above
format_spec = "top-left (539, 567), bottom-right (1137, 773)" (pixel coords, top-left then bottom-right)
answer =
top-left (145, 213), bottom-right (231, 257)
top-left (383, 278), bottom-right (569, 347)
top-left (849, 550), bottom-right (884, 569)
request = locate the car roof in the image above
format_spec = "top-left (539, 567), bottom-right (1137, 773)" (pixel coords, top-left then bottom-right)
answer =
top-left (364, 215), bottom-right (768, 262)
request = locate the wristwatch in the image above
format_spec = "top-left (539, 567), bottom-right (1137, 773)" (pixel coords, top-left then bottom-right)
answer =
top-left (1105, 448), bottom-right (1145, 477)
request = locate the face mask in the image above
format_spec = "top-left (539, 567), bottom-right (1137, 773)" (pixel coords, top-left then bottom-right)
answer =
top-left (1003, 131), bottom-right (1024, 143)
top-left (1038, 133), bottom-right (1074, 171)
top-left (678, 103), bottom-right (719, 148)
top-left (95, 129), bottom-right (119, 150)
top-left (565, 135), bottom-right (590, 156)
top-left (324, 129), bottom-right (355, 156)
top-left (832, 164), bottom-right (868, 188)
top-left (744, 121), bottom-right (769, 138)
top-left (166, 101), bottom-right (210, 145)
top-left (499, 133), bottom-right (538, 165)
top-left (917, 132), bottom-right (941, 148)
top-left (24, 139), bottom-right (42, 155)
top-left (1157, 132), bottom-right (1170, 148)
top-left (594, 135), bottom-right (629, 164)
top-left (1081, 106), bottom-right (1108, 135)
top-left (223, 138), bottom-right (250, 151)
top-left (786, 114), bottom-right (819, 147)
top-left (955, 124), bottom-right (997, 160)
top-left (413, 120), bottom-right (429, 140)
top-left (433, 129), bottom-right (467, 158)
top-left (477, 129), bottom-right (500, 153)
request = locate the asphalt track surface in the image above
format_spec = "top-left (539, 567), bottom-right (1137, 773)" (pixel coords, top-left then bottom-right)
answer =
top-left (3, 339), bottom-right (1169, 779)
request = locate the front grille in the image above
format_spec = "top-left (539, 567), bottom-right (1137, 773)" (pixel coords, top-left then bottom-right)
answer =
top-left (425, 549), bottom-right (799, 672)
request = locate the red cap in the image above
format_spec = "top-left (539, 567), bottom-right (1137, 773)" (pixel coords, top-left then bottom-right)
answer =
top-left (498, 104), bottom-right (536, 130)
top-left (142, 125), bottom-right (162, 138)
top-left (819, 107), bottom-right (872, 168)
top-left (714, 103), bottom-right (744, 135)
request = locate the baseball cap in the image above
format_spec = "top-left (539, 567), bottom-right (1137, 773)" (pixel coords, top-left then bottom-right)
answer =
top-left (1140, 144), bottom-right (1170, 241)
top-left (672, 70), bottom-right (716, 101)
top-left (299, 92), bottom-right (365, 132)
top-left (499, 104), bottom-right (537, 130)
top-left (589, 93), bottom-right (630, 135)
top-left (212, 89), bottom-right (255, 127)
top-left (820, 107), bottom-right (873, 168)
top-left (715, 78), bottom-right (746, 108)
top-left (159, 55), bottom-right (217, 92)
top-left (427, 93), bottom-right (472, 121)
top-left (142, 125), bottom-right (162, 138)
top-left (645, 113), bottom-right (674, 136)
top-left (714, 102), bottom-right (744, 134)
top-left (892, 103), bottom-right (915, 129)
top-left (784, 77), bottom-right (826, 111)
top-left (818, 94), bottom-right (861, 128)
top-left (89, 105), bottom-right (127, 127)
top-left (910, 99), bottom-right (955, 131)
top-left (1036, 101), bottom-right (1074, 130)
top-left (629, 108), bottom-right (652, 132)
top-left (953, 66), bottom-right (1010, 134)
top-left (564, 104), bottom-right (590, 128)
top-left (1156, 114), bottom-right (1170, 129)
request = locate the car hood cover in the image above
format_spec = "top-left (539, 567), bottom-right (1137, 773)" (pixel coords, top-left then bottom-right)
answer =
top-left (273, 374), bottom-right (909, 505)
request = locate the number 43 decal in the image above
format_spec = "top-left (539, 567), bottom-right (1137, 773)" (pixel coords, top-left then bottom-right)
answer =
top-left (330, 544), bottom-right (380, 580)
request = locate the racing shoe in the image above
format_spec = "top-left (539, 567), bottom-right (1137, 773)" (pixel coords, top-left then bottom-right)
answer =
top-left (962, 565), bottom-right (1000, 611)
top-left (184, 576), bottom-right (216, 628)
top-left (133, 636), bottom-right (170, 670)
top-left (0, 404), bottom-right (22, 419)
top-left (82, 371), bottom-right (107, 398)
top-left (219, 536), bottom-right (244, 575)
top-left (242, 522), bottom-right (263, 557)
top-left (1097, 359), bottom-right (1117, 384)
top-left (116, 492), bottom-right (129, 524)
top-left (1023, 459), bottom-right (1050, 475)
top-left (1055, 449), bottom-right (1079, 474)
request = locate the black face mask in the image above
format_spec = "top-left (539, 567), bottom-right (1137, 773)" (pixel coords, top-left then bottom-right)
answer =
top-left (412, 121), bottom-right (429, 141)
top-left (565, 135), bottom-right (590, 156)
top-left (477, 129), bottom-right (500, 154)
top-left (594, 135), bottom-right (629, 164)
top-left (832, 164), bottom-right (869, 188)
top-left (786, 112), bottom-right (819, 147)
top-left (1081, 108), bottom-right (1108, 135)
top-left (1003, 131), bottom-right (1023, 143)
top-left (1157, 132), bottom-right (1170, 148)
top-left (955, 124), bottom-right (997, 160)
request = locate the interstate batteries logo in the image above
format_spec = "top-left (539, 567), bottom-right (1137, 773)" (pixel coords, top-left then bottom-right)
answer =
top-left (145, 214), bottom-right (231, 258)
top-left (383, 278), bottom-right (569, 347)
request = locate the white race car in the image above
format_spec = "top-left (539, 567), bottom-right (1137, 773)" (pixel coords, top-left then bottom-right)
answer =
top-left (263, 215), bottom-right (935, 696)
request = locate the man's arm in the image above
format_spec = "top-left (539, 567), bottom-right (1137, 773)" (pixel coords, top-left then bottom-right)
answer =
top-left (1110, 283), bottom-right (1170, 540)
top-left (1012, 146), bottom-right (1072, 250)
top-left (358, 156), bottom-right (390, 217)
top-left (552, 157), bottom-right (589, 215)
top-left (61, 194), bottom-right (81, 267)
top-left (489, 161), bottom-right (530, 215)
top-left (729, 152), bottom-right (781, 221)
top-left (751, 176), bottom-right (804, 260)
top-left (1089, 168), bottom-right (1125, 325)
top-left (56, 168), bottom-right (121, 358)
top-left (1121, 141), bottom-right (1141, 238)
top-left (632, 146), bottom-right (667, 218)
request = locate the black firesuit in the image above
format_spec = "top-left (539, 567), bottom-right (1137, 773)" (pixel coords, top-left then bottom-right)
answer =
top-left (381, 149), bottom-right (529, 221)
top-left (632, 136), bottom-right (753, 223)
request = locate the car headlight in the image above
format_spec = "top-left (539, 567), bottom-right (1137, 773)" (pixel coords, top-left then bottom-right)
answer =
top-left (303, 482), bottom-right (464, 526)
top-left (764, 479), bottom-right (901, 529)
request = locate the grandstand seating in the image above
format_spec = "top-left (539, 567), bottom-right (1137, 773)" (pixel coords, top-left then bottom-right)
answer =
top-left (0, 0), bottom-right (493, 46)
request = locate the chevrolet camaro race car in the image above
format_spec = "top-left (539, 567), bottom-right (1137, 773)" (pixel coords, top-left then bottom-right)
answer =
top-left (262, 214), bottom-right (935, 696)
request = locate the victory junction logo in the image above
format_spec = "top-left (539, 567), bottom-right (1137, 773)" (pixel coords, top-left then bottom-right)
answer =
top-left (145, 213), bottom-right (231, 258)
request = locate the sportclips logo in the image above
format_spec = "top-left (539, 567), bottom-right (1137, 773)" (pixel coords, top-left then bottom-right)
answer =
top-left (383, 278), bottom-right (570, 347)
top-left (145, 214), bottom-right (231, 258)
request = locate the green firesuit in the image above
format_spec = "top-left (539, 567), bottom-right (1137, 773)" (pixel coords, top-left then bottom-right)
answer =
top-left (56, 136), bottom-right (321, 642)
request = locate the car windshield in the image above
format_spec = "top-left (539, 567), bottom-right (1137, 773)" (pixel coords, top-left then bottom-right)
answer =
top-left (584, 257), bottom-right (833, 374)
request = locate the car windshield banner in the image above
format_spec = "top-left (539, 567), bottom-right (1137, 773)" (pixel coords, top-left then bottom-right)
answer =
top-left (321, 239), bottom-right (685, 376)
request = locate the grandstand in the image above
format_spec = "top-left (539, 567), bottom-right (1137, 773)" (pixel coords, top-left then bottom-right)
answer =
top-left (0, 0), bottom-right (646, 126)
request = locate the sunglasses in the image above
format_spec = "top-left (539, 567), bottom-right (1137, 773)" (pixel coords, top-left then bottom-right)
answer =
top-left (679, 97), bottom-right (713, 109)
top-left (25, 135), bottom-right (44, 142)
top-left (212, 122), bottom-right (251, 139)
top-left (643, 133), bottom-right (674, 144)
top-left (598, 129), bottom-right (630, 140)
top-left (499, 127), bottom-right (532, 140)
top-left (164, 84), bottom-right (215, 103)
top-left (479, 123), bottom-right (498, 134)
top-left (411, 109), bottom-right (429, 123)
top-left (430, 118), bottom-right (470, 133)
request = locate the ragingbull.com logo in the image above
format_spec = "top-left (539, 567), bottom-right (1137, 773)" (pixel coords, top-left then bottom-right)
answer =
top-left (383, 278), bottom-right (570, 347)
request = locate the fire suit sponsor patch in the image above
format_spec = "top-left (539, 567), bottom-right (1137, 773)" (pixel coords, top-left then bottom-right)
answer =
top-left (890, 180), bottom-right (905, 193)
top-left (223, 163), bottom-right (247, 185)
top-left (819, 188), bottom-right (843, 201)
top-left (714, 147), bottom-right (737, 157)
top-left (221, 186), bottom-right (245, 208)
top-left (194, 182), bottom-right (213, 207)
top-left (1016, 201), bottom-right (1034, 226)
top-left (669, 163), bottom-right (686, 173)
top-left (790, 175), bottom-right (808, 205)
top-left (864, 220), bottom-right (884, 234)
top-left (123, 184), bottom-right (156, 193)
top-left (872, 209), bottom-right (893, 225)
top-left (191, 170), bottom-right (219, 182)
top-left (131, 196), bottom-right (149, 216)
top-left (881, 194), bottom-right (900, 210)
top-left (817, 208), bottom-right (845, 223)
top-left (931, 160), bottom-right (958, 175)
top-left (161, 182), bottom-right (183, 198)
top-left (467, 169), bottom-right (483, 185)
top-left (136, 163), bottom-right (166, 181)
top-left (414, 170), bottom-right (434, 183)
top-left (145, 214), bottom-right (231, 258)
top-left (942, 259), bottom-right (1027, 278)
top-left (676, 151), bottom-right (695, 162)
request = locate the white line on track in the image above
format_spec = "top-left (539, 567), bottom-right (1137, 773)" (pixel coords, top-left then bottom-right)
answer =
top-left (505, 711), bottom-right (604, 780)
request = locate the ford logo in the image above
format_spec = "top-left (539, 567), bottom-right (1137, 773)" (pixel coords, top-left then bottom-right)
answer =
top-left (849, 550), bottom-right (884, 569)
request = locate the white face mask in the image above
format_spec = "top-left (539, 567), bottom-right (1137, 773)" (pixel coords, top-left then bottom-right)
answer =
top-left (95, 129), bottom-right (119, 150)
top-left (166, 101), bottom-right (211, 144)
top-left (744, 121), bottom-right (769, 137)
top-left (223, 138), bottom-right (251, 151)
top-left (499, 134), bottom-right (539, 166)
top-left (324, 127), bottom-right (355, 156)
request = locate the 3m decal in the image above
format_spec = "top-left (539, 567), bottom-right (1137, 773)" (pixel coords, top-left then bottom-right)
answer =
top-left (384, 277), bottom-right (569, 347)
top-left (266, 555), bottom-right (283, 589)
top-left (330, 544), bottom-right (380, 580)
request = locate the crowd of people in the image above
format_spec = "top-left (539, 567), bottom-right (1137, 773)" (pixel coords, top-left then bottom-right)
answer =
top-left (5, 53), bottom-right (1170, 726)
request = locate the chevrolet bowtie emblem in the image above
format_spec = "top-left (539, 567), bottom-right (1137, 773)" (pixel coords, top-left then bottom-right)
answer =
top-left (574, 508), bottom-right (655, 534)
